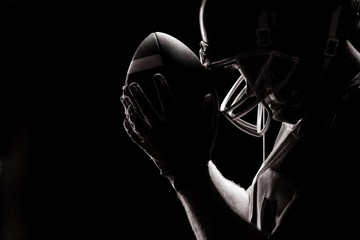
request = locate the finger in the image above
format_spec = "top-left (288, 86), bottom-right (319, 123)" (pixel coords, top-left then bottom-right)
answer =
top-left (121, 93), bottom-right (152, 129)
top-left (202, 93), bottom-right (219, 132)
top-left (123, 117), bottom-right (145, 144)
top-left (120, 94), bottom-right (133, 116)
top-left (202, 93), bottom-right (217, 119)
top-left (153, 73), bottom-right (177, 121)
top-left (128, 82), bottom-right (159, 127)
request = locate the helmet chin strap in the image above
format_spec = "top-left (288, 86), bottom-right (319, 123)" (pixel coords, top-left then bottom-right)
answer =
top-left (321, 6), bottom-right (342, 76)
top-left (257, 103), bottom-right (267, 161)
top-left (256, 10), bottom-right (275, 162)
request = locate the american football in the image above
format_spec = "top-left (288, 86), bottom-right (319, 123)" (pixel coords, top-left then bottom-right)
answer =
top-left (123, 31), bottom-right (217, 116)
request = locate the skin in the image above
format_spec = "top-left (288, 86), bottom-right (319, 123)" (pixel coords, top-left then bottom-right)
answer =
top-left (168, 40), bottom-right (360, 239)
top-left (122, 17), bottom-right (360, 239)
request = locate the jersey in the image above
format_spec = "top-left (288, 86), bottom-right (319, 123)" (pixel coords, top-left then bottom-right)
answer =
top-left (246, 73), bottom-right (360, 239)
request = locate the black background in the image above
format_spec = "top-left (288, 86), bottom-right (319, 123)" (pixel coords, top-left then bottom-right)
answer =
top-left (1, 1), bottom-right (271, 239)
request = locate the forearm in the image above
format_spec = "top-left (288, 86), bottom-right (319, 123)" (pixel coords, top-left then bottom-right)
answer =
top-left (208, 160), bottom-right (250, 220)
top-left (173, 162), bottom-right (267, 240)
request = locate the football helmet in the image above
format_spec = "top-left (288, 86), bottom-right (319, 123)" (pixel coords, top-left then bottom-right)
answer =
top-left (198, 0), bottom-right (353, 136)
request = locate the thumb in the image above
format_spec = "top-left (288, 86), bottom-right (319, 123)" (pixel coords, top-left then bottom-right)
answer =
top-left (202, 93), bottom-right (217, 122)
top-left (201, 93), bottom-right (219, 155)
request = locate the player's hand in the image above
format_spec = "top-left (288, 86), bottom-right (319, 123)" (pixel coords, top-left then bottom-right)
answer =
top-left (121, 73), bottom-right (218, 187)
